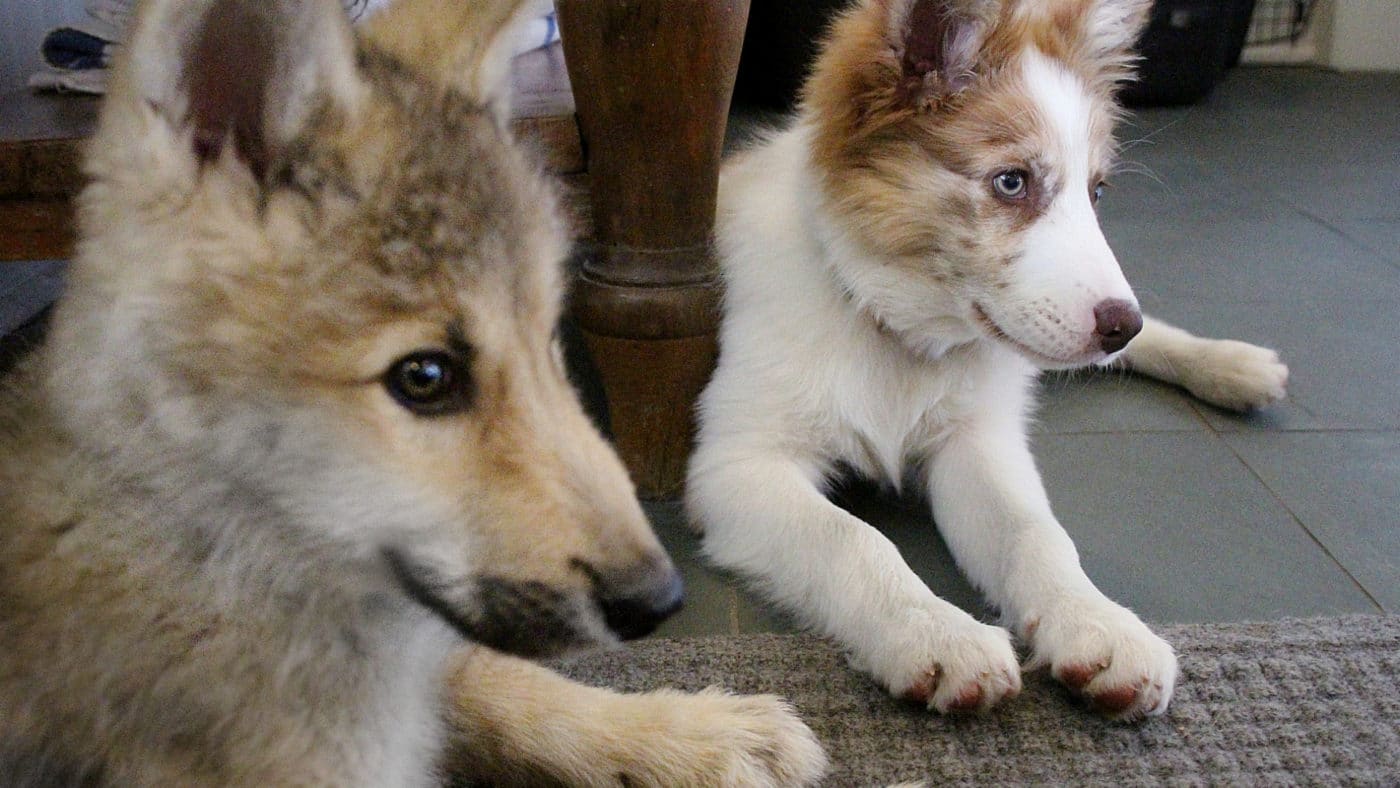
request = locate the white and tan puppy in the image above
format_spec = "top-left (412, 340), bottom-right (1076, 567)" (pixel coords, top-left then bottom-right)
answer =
top-left (689, 0), bottom-right (1287, 721)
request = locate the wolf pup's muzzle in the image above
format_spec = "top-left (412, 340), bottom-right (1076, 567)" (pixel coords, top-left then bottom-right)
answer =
top-left (383, 548), bottom-right (683, 655)
top-left (587, 560), bottom-right (685, 640)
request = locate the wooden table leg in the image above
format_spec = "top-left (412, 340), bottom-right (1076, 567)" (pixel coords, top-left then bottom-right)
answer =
top-left (557, 0), bottom-right (749, 499)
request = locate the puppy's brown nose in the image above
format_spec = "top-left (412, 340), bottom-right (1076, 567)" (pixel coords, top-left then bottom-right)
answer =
top-left (1093, 299), bottom-right (1143, 354)
top-left (598, 563), bottom-right (684, 641)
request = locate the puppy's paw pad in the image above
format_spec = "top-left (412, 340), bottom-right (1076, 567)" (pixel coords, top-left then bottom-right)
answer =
top-left (1053, 661), bottom-right (1104, 691)
top-left (945, 682), bottom-right (986, 712)
top-left (899, 668), bottom-right (1008, 713)
top-left (1089, 682), bottom-right (1146, 716)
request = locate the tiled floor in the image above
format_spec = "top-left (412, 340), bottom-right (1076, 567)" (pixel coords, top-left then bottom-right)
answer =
top-left (648, 66), bottom-right (1400, 639)
top-left (0, 259), bottom-right (63, 336)
top-left (1, 67), bottom-right (1396, 638)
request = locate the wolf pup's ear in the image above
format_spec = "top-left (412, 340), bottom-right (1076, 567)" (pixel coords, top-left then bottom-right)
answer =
top-left (113, 0), bottom-right (362, 180)
top-left (359, 0), bottom-right (551, 122)
top-left (887, 0), bottom-right (998, 106)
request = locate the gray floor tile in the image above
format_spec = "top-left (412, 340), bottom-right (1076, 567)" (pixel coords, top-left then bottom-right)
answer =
top-left (1223, 431), bottom-right (1400, 612)
top-left (1152, 299), bottom-right (1400, 432)
top-left (1033, 369), bottom-right (1208, 435)
top-left (1105, 119), bottom-right (1275, 219)
top-left (1273, 163), bottom-right (1400, 224)
top-left (645, 500), bottom-right (742, 637)
top-left (1104, 208), bottom-right (1400, 307)
top-left (1119, 71), bottom-right (1400, 226)
top-left (1330, 218), bottom-right (1400, 268)
top-left (1033, 432), bottom-right (1379, 623)
top-left (0, 260), bottom-right (65, 334)
top-left (1170, 70), bottom-right (1400, 185)
top-left (832, 484), bottom-right (994, 622)
top-left (729, 589), bottom-right (796, 635)
top-left (1100, 141), bottom-right (1256, 219)
top-left (644, 500), bottom-right (796, 638)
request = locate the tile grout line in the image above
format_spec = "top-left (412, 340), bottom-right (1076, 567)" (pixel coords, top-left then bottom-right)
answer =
top-left (1288, 203), bottom-right (1400, 275)
top-left (1206, 419), bottom-right (1387, 615)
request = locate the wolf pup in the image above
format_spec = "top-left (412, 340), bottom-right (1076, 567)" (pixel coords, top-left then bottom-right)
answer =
top-left (0, 1), bottom-right (827, 785)
top-left (688, 0), bottom-right (1288, 721)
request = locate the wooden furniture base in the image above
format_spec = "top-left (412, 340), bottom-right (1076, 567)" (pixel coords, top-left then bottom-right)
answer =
top-left (0, 93), bottom-right (94, 262)
top-left (559, 0), bottom-right (749, 499)
top-left (572, 277), bottom-right (721, 498)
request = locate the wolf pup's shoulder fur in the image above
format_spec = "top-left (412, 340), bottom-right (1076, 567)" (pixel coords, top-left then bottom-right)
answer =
top-left (689, 0), bottom-right (1288, 721)
top-left (0, 1), bottom-right (826, 785)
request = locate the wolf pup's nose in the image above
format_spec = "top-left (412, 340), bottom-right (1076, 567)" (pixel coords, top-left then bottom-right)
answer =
top-left (599, 564), bottom-right (684, 641)
top-left (1093, 299), bottom-right (1143, 354)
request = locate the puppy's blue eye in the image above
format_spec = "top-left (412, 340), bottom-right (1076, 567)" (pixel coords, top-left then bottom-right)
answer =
top-left (1092, 181), bottom-right (1106, 204)
top-left (385, 351), bottom-right (472, 415)
top-left (992, 170), bottom-right (1029, 200)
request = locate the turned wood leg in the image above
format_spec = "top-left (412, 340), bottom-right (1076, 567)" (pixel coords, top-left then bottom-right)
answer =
top-left (557, 0), bottom-right (749, 499)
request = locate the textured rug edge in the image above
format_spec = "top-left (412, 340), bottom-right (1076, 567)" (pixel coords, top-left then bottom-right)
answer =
top-left (555, 614), bottom-right (1400, 786)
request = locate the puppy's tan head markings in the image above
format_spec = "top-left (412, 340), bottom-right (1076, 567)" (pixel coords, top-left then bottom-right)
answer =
top-left (799, 0), bottom-right (1152, 366)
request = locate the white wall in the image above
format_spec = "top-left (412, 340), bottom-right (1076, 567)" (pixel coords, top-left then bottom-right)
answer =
top-left (1318, 0), bottom-right (1400, 71)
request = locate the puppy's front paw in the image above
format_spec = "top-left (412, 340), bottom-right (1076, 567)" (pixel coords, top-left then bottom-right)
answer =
top-left (1183, 338), bottom-right (1288, 412)
top-left (622, 688), bottom-right (828, 787)
top-left (857, 609), bottom-right (1022, 714)
top-left (1023, 599), bottom-right (1177, 720)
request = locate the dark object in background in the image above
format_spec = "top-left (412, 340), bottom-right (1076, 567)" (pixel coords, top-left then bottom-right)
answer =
top-left (734, 0), bottom-right (1261, 111)
top-left (733, 0), bottom-right (849, 110)
top-left (41, 28), bottom-right (114, 70)
top-left (1121, 0), bottom-right (1257, 106)
top-left (1225, 0), bottom-right (1260, 67)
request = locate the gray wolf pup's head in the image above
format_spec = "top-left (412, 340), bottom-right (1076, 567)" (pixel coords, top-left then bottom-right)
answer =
top-left (50, 0), bottom-right (680, 656)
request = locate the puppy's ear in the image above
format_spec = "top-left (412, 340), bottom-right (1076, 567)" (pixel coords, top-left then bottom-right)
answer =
top-left (359, 0), bottom-right (551, 121)
top-left (1083, 0), bottom-right (1153, 58)
top-left (111, 0), bottom-right (363, 179)
top-left (886, 0), bottom-right (997, 105)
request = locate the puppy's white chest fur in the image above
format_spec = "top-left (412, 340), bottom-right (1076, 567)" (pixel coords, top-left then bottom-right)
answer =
top-left (711, 124), bottom-right (1034, 485)
top-left (687, 0), bottom-right (1282, 727)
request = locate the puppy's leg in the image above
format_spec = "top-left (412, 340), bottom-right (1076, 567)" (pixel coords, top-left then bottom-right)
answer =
top-left (927, 421), bottom-right (1178, 720)
top-left (1119, 315), bottom-right (1288, 411)
top-left (442, 647), bottom-right (827, 787)
top-left (688, 454), bottom-right (1021, 713)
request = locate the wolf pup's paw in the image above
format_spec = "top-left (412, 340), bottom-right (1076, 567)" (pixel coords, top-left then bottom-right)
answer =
top-left (1182, 338), bottom-right (1288, 412)
top-left (1022, 598), bottom-right (1177, 720)
top-left (615, 687), bottom-right (828, 787)
top-left (856, 609), bottom-right (1022, 713)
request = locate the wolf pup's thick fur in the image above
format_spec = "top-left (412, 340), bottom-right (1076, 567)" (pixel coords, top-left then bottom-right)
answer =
top-left (689, 0), bottom-right (1289, 721)
top-left (0, 1), bottom-right (827, 785)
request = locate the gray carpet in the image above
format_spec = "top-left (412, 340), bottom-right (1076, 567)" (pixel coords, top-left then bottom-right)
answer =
top-left (557, 615), bottom-right (1400, 786)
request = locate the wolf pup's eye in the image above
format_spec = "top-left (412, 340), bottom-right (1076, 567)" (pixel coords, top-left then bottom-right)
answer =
top-left (384, 351), bottom-right (472, 415)
top-left (992, 170), bottom-right (1029, 201)
top-left (1092, 181), bottom-right (1107, 204)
